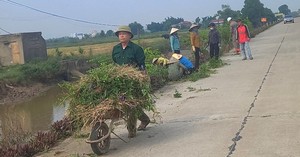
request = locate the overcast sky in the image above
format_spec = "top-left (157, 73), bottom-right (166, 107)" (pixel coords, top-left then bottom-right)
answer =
top-left (0, 0), bottom-right (299, 39)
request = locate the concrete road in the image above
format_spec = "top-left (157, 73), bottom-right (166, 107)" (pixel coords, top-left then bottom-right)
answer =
top-left (38, 18), bottom-right (300, 157)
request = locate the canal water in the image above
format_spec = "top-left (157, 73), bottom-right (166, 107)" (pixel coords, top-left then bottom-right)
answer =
top-left (0, 86), bottom-right (67, 140)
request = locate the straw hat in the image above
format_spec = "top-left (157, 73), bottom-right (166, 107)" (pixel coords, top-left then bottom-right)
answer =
top-left (227, 17), bottom-right (232, 22)
top-left (115, 25), bottom-right (134, 38)
top-left (152, 58), bottom-right (158, 64)
top-left (172, 53), bottom-right (183, 60)
top-left (170, 28), bottom-right (179, 35)
top-left (189, 24), bottom-right (200, 31)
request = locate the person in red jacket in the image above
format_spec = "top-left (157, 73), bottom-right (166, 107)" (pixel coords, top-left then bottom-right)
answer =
top-left (236, 19), bottom-right (253, 60)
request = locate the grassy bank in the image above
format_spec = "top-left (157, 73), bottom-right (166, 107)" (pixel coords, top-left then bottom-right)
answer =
top-left (0, 57), bottom-right (62, 85)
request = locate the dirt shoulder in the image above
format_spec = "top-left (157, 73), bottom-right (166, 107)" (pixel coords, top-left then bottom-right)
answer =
top-left (0, 82), bottom-right (54, 105)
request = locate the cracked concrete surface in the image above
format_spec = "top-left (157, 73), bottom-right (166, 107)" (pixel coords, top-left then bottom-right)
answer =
top-left (38, 18), bottom-right (300, 157)
top-left (226, 22), bottom-right (290, 157)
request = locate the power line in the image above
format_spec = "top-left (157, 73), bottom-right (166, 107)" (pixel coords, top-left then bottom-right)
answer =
top-left (3, 0), bottom-right (119, 27)
top-left (0, 26), bottom-right (12, 34)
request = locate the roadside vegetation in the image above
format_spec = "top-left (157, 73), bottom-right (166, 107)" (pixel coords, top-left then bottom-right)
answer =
top-left (0, 16), bottom-right (279, 89)
top-left (0, 57), bottom-right (62, 85)
top-left (0, 118), bottom-right (73, 157)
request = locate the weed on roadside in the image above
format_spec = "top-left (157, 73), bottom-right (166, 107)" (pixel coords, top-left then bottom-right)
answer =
top-left (186, 58), bottom-right (226, 82)
top-left (68, 154), bottom-right (80, 157)
top-left (173, 89), bottom-right (182, 98)
top-left (208, 58), bottom-right (225, 69)
top-left (196, 88), bottom-right (212, 93)
top-left (187, 86), bottom-right (196, 92)
top-left (187, 64), bottom-right (211, 82)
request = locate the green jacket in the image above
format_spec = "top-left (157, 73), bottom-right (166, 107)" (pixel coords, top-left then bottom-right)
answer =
top-left (112, 41), bottom-right (145, 69)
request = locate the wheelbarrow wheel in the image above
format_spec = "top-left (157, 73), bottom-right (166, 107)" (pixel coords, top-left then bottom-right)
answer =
top-left (90, 122), bottom-right (110, 155)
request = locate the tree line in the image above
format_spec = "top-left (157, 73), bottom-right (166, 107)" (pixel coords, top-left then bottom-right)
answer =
top-left (46, 0), bottom-right (298, 46)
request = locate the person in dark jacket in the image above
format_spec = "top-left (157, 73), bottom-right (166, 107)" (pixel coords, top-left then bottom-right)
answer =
top-left (112, 25), bottom-right (150, 138)
top-left (208, 23), bottom-right (221, 59)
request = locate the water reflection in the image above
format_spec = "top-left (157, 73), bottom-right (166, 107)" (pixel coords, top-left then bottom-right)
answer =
top-left (0, 86), bottom-right (67, 140)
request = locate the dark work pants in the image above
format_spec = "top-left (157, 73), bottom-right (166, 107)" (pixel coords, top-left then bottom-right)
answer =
top-left (210, 43), bottom-right (219, 59)
top-left (194, 47), bottom-right (200, 70)
top-left (138, 110), bottom-right (150, 124)
top-left (127, 110), bottom-right (150, 137)
top-left (174, 50), bottom-right (181, 54)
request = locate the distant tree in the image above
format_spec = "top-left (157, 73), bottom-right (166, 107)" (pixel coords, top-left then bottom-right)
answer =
top-left (82, 33), bottom-right (91, 39)
top-left (146, 22), bottom-right (164, 33)
top-left (100, 30), bottom-right (106, 37)
top-left (201, 16), bottom-right (214, 28)
top-left (222, 4), bottom-right (230, 10)
top-left (162, 17), bottom-right (184, 31)
top-left (241, 0), bottom-right (265, 27)
top-left (278, 4), bottom-right (291, 15)
top-left (291, 11), bottom-right (299, 17)
top-left (217, 4), bottom-right (242, 21)
top-left (263, 8), bottom-right (277, 22)
top-left (195, 17), bottom-right (201, 24)
top-left (106, 30), bottom-right (114, 36)
top-left (128, 21), bottom-right (144, 36)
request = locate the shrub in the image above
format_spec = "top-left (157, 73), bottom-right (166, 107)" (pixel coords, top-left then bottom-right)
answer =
top-left (187, 64), bottom-right (211, 82)
top-left (55, 48), bottom-right (63, 57)
top-left (0, 118), bottom-right (73, 157)
top-left (78, 47), bottom-right (84, 55)
top-left (144, 47), bottom-right (161, 63)
top-left (20, 57), bottom-right (61, 82)
top-left (147, 64), bottom-right (168, 90)
top-left (218, 24), bottom-right (231, 53)
top-left (88, 53), bottom-right (112, 66)
top-left (144, 47), bottom-right (169, 90)
top-left (208, 58), bottom-right (225, 69)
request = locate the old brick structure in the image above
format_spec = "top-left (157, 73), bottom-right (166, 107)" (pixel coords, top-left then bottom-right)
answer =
top-left (0, 32), bottom-right (47, 66)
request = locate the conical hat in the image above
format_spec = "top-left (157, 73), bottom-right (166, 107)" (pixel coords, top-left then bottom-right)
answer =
top-left (170, 28), bottom-right (179, 35)
top-left (172, 53), bottom-right (183, 60)
top-left (152, 58), bottom-right (158, 64)
top-left (189, 24), bottom-right (199, 31)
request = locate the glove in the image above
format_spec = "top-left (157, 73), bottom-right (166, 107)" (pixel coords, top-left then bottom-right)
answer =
top-left (192, 46), bottom-right (195, 52)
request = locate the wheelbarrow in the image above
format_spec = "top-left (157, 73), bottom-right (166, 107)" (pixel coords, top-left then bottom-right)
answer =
top-left (85, 109), bottom-right (127, 155)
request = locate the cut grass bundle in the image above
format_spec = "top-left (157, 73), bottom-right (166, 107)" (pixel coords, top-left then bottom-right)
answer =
top-left (60, 64), bottom-right (155, 129)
